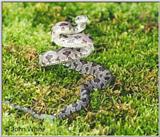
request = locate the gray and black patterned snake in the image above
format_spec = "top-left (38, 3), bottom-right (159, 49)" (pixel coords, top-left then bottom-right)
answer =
top-left (4, 15), bottom-right (114, 120)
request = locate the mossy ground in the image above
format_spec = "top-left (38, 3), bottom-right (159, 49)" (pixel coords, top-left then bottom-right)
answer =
top-left (2, 2), bottom-right (158, 135)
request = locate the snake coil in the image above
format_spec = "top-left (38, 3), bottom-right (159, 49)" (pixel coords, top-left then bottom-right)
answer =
top-left (4, 15), bottom-right (114, 120)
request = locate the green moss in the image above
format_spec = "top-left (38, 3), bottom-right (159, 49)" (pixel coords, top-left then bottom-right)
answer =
top-left (2, 2), bottom-right (158, 136)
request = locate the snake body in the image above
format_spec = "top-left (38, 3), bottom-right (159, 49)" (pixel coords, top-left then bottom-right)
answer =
top-left (4, 15), bottom-right (113, 120)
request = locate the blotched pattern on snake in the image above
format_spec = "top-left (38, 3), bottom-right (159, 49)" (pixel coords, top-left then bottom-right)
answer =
top-left (4, 15), bottom-right (114, 120)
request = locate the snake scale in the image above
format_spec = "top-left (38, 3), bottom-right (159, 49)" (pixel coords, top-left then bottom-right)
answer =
top-left (4, 15), bottom-right (114, 120)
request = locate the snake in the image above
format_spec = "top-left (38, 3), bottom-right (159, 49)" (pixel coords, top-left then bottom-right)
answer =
top-left (4, 15), bottom-right (114, 120)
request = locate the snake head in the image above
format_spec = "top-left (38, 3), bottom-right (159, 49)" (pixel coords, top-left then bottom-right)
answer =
top-left (39, 51), bottom-right (58, 67)
top-left (75, 15), bottom-right (89, 24)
